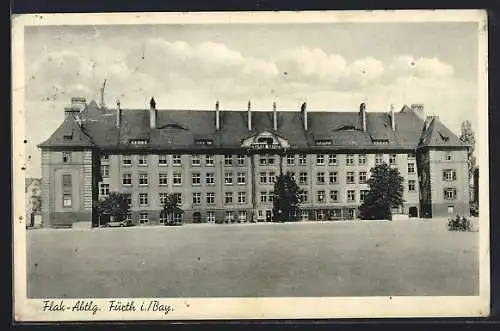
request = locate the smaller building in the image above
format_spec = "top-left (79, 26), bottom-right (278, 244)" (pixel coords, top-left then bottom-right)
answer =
top-left (25, 177), bottom-right (42, 228)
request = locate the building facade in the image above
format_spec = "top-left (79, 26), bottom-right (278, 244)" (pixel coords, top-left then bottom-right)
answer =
top-left (38, 97), bottom-right (470, 228)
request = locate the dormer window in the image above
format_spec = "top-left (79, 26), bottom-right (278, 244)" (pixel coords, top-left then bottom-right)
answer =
top-left (372, 139), bottom-right (389, 145)
top-left (316, 139), bottom-right (332, 145)
top-left (63, 135), bottom-right (72, 141)
top-left (129, 139), bottom-right (149, 145)
top-left (257, 137), bottom-right (274, 145)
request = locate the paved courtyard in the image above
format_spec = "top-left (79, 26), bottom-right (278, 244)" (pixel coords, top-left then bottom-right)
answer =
top-left (27, 219), bottom-right (479, 298)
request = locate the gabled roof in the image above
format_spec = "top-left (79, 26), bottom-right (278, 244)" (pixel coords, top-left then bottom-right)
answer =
top-left (39, 100), bottom-right (466, 151)
top-left (418, 117), bottom-right (466, 148)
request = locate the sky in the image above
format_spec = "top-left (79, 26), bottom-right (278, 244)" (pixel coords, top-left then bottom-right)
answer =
top-left (23, 22), bottom-right (479, 178)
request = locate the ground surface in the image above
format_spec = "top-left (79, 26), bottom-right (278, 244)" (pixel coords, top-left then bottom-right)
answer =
top-left (27, 219), bottom-right (479, 298)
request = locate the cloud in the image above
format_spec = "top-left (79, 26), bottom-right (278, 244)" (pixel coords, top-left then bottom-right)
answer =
top-left (388, 55), bottom-right (454, 80)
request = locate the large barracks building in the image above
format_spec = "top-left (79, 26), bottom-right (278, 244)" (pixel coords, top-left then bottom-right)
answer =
top-left (38, 97), bottom-right (470, 228)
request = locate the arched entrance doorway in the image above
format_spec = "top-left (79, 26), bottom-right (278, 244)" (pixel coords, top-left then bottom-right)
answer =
top-left (193, 212), bottom-right (202, 223)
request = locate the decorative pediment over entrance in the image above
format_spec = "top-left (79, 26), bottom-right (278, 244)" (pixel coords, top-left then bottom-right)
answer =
top-left (241, 131), bottom-right (290, 150)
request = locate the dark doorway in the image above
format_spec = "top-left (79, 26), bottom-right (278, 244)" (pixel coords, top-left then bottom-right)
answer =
top-left (193, 212), bottom-right (202, 223)
top-left (409, 207), bottom-right (418, 218)
top-left (266, 210), bottom-right (272, 222)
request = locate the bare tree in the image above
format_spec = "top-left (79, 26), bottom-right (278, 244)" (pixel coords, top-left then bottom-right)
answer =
top-left (459, 120), bottom-right (476, 182)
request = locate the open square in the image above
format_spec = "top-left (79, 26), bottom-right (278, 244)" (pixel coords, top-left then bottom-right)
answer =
top-left (27, 220), bottom-right (479, 298)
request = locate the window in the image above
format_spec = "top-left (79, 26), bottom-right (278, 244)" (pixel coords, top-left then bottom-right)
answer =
top-left (62, 174), bottom-right (72, 207)
top-left (316, 139), bottom-right (332, 145)
top-left (408, 152), bottom-right (416, 159)
top-left (122, 173), bottom-right (132, 186)
top-left (126, 213), bottom-right (132, 222)
top-left (159, 193), bottom-right (167, 205)
top-left (329, 172), bottom-right (338, 184)
top-left (173, 193), bottom-right (182, 204)
top-left (62, 152), bottom-right (72, 163)
top-left (301, 210), bottom-right (309, 221)
top-left (260, 172), bottom-right (267, 184)
top-left (225, 172), bottom-right (233, 185)
top-left (101, 153), bottom-right (109, 162)
top-left (346, 154), bottom-right (355, 166)
top-left (195, 139), bottom-right (213, 145)
top-left (237, 154), bottom-right (245, 166)
top-left (408, 180), bottom-right (416, 192)
top-left (260, 191), bottom-right (267, 203)
top-left (330, 190), bottom-right (338, 202)
top-left (207, 211), bottom-right (216, 223)
top-left (347, 190), bottom-right (356, 202)
top-left (316, 154), bottom-right (325, 165)
top-left (268, 156), bottom-right (275, 166)
top-left (139, 173), bottom-right (148, 186)
top-left (192, 192), bottom-right (201, 205)
top-left (299, 172), bottom-right (308, 185)
top-left (237, 172), bottom-right (246, 185)
top-left (238, 211), bottom-right (247, 222)
top-left (317, 210), bottom-right (325, 221)
top-left (375, 154), bottom-right (384, 165)
top-left (130, 139), bottom-right (149, 145)
top-left (100, 183), bottom-right (109, 196)
top-left (238, 192), bottom-right (246, 204)
top-left (358, 154), bottom-right (367, 165)
top-left (329, 154), bottom-right (337, 165)
top-left (360, 190), bottom-right (369, 202)
top-left (225, 211), bottom-right (234, 223)
top-left (408, 163), bottom-right (415, 174)
top-left (389, 154), bottom-right (397, 165)
top-left (192, 172), bottom-right (201, 185)
top-left (287, 155), bottom-right (295, 165)
top-left (445, 152), bottom-right (453, 161)
top-left (224, 192), bottom-right (233, 204)
top-left (268, 172), bottom-right (276, 184)
top-left (139, 213), bottom-right (149, 224)
top-left (259, 156), bottom-right (267, 166)
top-left (206, 173), bottom-right (215, 185)
top-left (205, 155), bottom-right (214, 166)
top-left (444, 188), bottom-right (457, 200)
top-left (268, 192), bottom-right (274, 202)
top-left (139, 193), bottom-right (148, 206)
top-left (346, 171), bottom-right (355, 184)
top-left (125, 193), bottom-right (132, 206)
top-left (359, 171), bottom-right (367, 184)
top-left (317, 190), bottom-right (326, 203)
top-left (159, 173), bottom-right (168, 186)
top-left (122, 155), bottom-right (132, 166)
top-left (299, 191), bottom-right (308, 203)
top-left (159, 213), bottom-right (166, 224)
top-left (138, 155), bottom-right (148, 166)
top-left (224, 154), bottom-right (233, 166)
top-left (173, 173), bottom-right (182, 186)
top-left (191, 155), bottom-right (201, 166)
top-left (100, 165), bottom-right (110, 178)
top-left (173, 213), bottom-right (182, 223)
top-left (442, 169), bottom-right (457, 181)
top-left (158, 154), bottom-right (168, 166)
top-left (299, 154), bottom-right (307, 165)
top-left (206, 192), bottom-right (215, 204)
top-left (288, 172), bottom-right (296, 181)
top-left (173, 155), bottom-right (181, 166)
top-left (317, 172), bottom-right (325, 184)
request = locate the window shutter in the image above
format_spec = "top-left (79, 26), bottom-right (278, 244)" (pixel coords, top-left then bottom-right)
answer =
top-left (453, 188), bottom-right (457, 198)
top-left (442, 171), bottom-right (446, 181)
top-left (453, 171), bottom-right (457, 181)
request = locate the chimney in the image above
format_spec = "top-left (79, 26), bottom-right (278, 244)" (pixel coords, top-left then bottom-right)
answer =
top-left (215, 100), bottom-right (220, 131)
top-left (390, 104), bottom-right (396, 131)
top-left (65, 97), bottom-right (86, 123)
top-left (411, 103), bottom-right (425, 119)
top-left (301, 102), bottom-right (308, 131)
top-left (359, 102), bottom-right (367, 132)
top-left (149, 97), bottom-right (157, 129)
top-left (273, 101), bottom-right (278, 131)
top-left (424, 115), bottom-right (438, 131)
top-left (116, 99), bottom-right (121, 128)
top-left (247, 100), bottom-right (252, 131)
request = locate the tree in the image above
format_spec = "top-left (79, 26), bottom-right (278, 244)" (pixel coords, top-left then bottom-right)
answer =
top-left (359, 163), bottom-right (404, 220)
top-left (97, 192), bottom-right (130, 225)
top-left (459, 120), bottom-right (476, 183)
top-left (161, 193), bottom-right (184, 225)
top-left (271, 172), bottom-right (304, 222)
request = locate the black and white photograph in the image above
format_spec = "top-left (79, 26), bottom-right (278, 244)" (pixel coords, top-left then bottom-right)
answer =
top-left (12, 10), bottom-right (489, 321)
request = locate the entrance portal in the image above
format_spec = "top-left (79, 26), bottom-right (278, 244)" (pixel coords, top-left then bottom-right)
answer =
top-left (193, 212), bottom-right (202, 223)
top-left (409, 206), bottom-right (418, 218)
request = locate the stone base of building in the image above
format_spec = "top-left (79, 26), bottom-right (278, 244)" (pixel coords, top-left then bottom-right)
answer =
top-left (42, 211), bottom-right (92, 228)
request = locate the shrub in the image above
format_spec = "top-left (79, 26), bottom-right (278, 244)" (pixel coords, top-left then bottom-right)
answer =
top-left (447, 215), bottom-right (473, 232)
